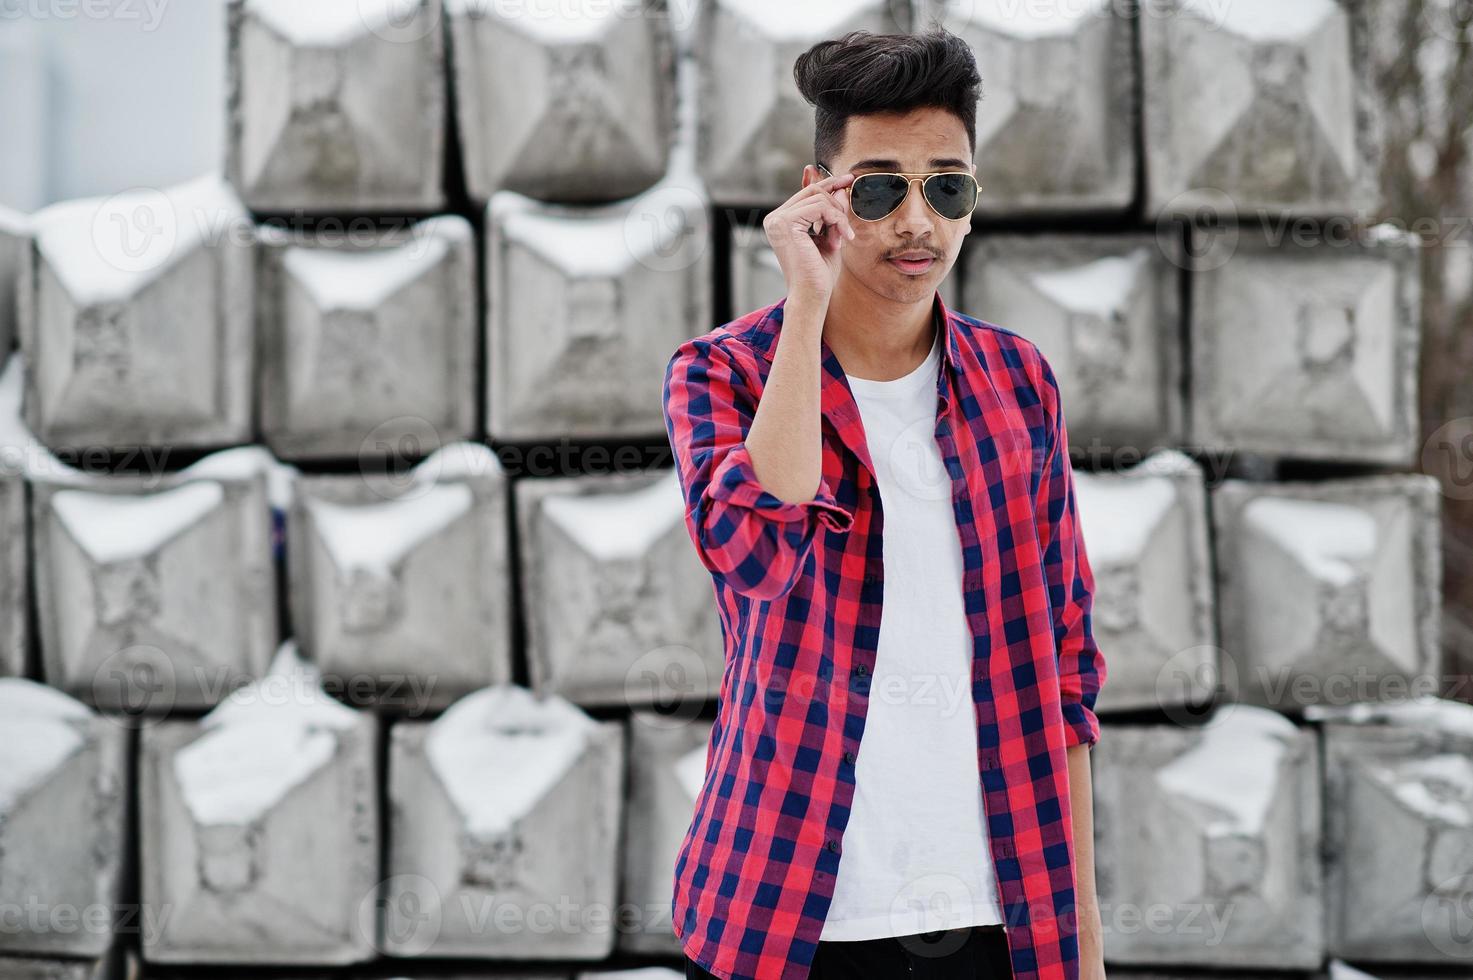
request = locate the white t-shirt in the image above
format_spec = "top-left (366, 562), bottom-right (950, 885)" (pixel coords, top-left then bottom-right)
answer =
top-left (819, 322), bottom-right (1005, 941)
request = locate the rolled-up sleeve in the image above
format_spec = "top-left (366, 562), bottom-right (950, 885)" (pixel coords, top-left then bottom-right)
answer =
top-left (662, 336), bottom-right (853, 602)
top-left (1033, 356), bottom-right (1107, 748)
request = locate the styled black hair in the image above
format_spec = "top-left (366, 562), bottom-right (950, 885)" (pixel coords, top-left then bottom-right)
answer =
top-left (792, 28), bottom-right (983, 171)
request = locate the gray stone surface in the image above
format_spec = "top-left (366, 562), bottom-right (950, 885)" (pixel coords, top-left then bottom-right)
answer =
top-left (1075, 450), bottom-right (1215, 715)
top-left (256, 215), bottom-right (476, 460)
top-left (16, 175), bottom-right (253, 450)
top-left (30, 448), bottom-right (279, 711)
top-left (139, 646), bottom-right (379, 964)
top-left (695, 0), bottom-right (902, 205)
top-left (289, 442), bottom-right (514, 712)
top-left (1141, 0), bottom-right (1382, 218)
top-left (386, 685), bottom-right (624, 959)
top-left (0, 680), bottom-right (127, 959)
top-left (1093, 707), bottom-right (1323, 969)
top-left (226, 0), bottom-right (446, 212)
top-left (515, 469), bottom-right (723, 709)
top-left (1212, 474), bottom-right (1442, 711)
top-left (920, 0), bottom-right (1135, 216)
top-left (961, 233), bottom-right (1185, 452)
top-left (1315, 697), bottom-right (1473, 964)
top-left (0, 463), bottom-right (25, 679)
top-left (484, 174), bottom-right (711, 440)
top-left (448, 0), bottom-right (676, 204)
top-left (618, 713), bottom-right (712, 954)
top-left (1188, 223), bottom-right (1421, 464)
top-left (0, 204), bottom-right (24, 357)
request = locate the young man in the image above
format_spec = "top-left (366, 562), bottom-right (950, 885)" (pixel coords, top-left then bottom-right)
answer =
top-left (662, 29), bottom-right (1107, 980)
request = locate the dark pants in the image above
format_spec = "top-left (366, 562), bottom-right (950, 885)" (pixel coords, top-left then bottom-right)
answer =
top-left (684, 924), bottom-right (1014, 979)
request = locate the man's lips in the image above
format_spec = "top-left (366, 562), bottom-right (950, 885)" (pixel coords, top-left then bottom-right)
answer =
top-left (888, 254), bottom-right (936, 273)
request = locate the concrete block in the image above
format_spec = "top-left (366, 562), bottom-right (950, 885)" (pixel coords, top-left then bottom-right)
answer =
top-left (1075, 450), bottom-right (1214, 714)
top-left (226, 0), bottom-right (446, 212)
top-left (1212, 474), bottom-right (1441, 711)
top-left (1093, 706), bottom-right (1323, 968)
top-left (17, 175), bottom-right (253, 450)
top-left (0, 953), bottom-right (124, 980)
top-left (30, 446), bottom-right (280, 712)
top-left (289, 442), bottom-right (514, 712)
top-left (257, 215), bottom-right (476, 460)
top-left (140, 644), bottom-right (379, 964)
top-left (729, 222), bottom-right (959, 317)
top-left (0, 204), bottom-right (24, 356)
top-left (961, 233), bottom-right (1185, 451)
top-left (1189, 223), bottom-right (1421, 464)
top-left (578, 970), bottom-right (683, 980)
top-left (1141, 0), bottom-right (1382, 217)
top-left (696, 0), bottom-right (901, 205)
top-left (484, 175), bottom-right (711, 439)
top-left (0, 366), bottom-right (25, 679)
top-left (618, 713), bottom-right (712, 954)
top-left (1312, 697), bottom-right (1473, 963)
top-left (515, 469), bottom-right (723, 709)
top-left (385, 685), bottom-right (624, 959)
top-left (0, 680), bottom-right (127, 959)
top-left (448, 0), bottom-right (676, 204)
top-left (920, 0), bottom-right (1135, 216)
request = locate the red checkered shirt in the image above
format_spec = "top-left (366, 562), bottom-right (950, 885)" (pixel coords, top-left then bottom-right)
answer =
top-left (661, 290), bottom-right (1106, 980)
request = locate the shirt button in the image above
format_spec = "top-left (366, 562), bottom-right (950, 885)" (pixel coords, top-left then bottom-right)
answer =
top-left (853, 664), bottom-right (868, 677)
top-left (863, 571), bottom-right (880, 584)
top-left (843, 751), bottom-right (856, 765)
top-left (826, 839), bottom-right (840, 854)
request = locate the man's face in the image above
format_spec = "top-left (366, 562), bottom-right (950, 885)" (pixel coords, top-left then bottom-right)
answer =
top-left (805, 105), bottom-right (975, 304)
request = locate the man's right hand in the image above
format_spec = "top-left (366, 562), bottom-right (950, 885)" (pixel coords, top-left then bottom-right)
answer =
top-left (762, 168), bottom-right (857, 303)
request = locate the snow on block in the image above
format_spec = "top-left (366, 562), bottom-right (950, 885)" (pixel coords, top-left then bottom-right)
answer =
top-left (618, 713), bottom-right (712, 955)
top-left (29, 446), bottom-right (280, 712)
top-left (226, 0), bottom-right (446, 212)
top-left (256, 216), bottom-right (476, 460)
top-left (1211, 473), bottom-right (1442, 711)
top-left (1141, 0), bottom-right (1381, 218)
top-left (961, 234), bottom-right (1185, 451)
top-left (729, 225), bottom-right (961, 326)
top-left (484, 180), bottom-right (711, 440)
top-left (448, 0), bottom-right (676, 205)
top-left (696, 0), bottom-right (899, 205)
top-left (514, 469), bottom-right (723, 709)
top-left (1311, 696), bottom-right (1473, 963)
top-left (1074, 450), bottom-right (1214, 714)
top-left (577, 969), bottom-right (684, 979)
top-left (385, 684), bottom-right (624, 959)
top-left (288, 442), bottom-right (513, 711)
top-left (0, 203), bottom-right (26, 356)
top-left (1092, 706), bottom-right (1323, 969)
top-left (1189, 223), bottom-right (1421, 464)
top-left (16, 175), bottom-right (253, 451)
top-left (918, 0), bottom-right (1134, 216)
top-left (139, 642), bottom-right (378, 965)
top-left (0, 679), bottom-right (127, 959)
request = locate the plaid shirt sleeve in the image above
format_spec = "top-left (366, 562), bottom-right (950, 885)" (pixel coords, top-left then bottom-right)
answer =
top-left (1033, 356), bottom-right (1107, 748)
top-left (662, 336), bottom-right (856, 602)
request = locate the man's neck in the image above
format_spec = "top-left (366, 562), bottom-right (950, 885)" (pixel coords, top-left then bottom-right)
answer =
top-left (819, 281), bottom-right (937, 383)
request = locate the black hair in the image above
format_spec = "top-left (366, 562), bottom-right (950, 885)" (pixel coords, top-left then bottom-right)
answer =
top-left (792, 28), bottom-right (983, 171)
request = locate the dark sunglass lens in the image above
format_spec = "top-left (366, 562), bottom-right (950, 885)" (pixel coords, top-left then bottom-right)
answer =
top-left (924, 173), bottom-right (977, 219)
top-left (851, 174), bottom-right (910, 219)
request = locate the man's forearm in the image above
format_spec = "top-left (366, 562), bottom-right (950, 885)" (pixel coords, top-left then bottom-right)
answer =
top-left (1067, 742), bottom-right (1105, 972)
top-left (745, 291), bottom-right (827, 504)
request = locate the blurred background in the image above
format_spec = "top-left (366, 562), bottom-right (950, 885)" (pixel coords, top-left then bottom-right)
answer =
top-left (0, 1), bottom-right (1470, 979)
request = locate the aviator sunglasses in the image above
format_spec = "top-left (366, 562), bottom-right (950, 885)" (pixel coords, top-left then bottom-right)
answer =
top-left (817, 162), bottom-right (980, 222)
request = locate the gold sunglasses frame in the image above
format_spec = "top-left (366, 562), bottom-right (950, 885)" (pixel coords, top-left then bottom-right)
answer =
top-left (816, 163), bottom-right (980, 222)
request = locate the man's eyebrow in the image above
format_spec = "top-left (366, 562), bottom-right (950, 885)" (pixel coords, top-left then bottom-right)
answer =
top-left (850, 157), bottom-right (971, 171)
